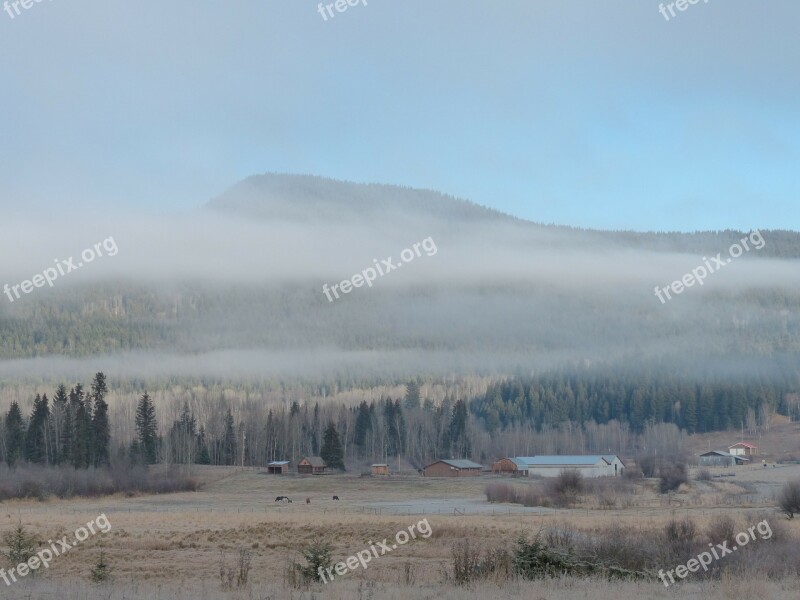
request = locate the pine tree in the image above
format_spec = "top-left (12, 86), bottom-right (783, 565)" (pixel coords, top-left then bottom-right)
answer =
top-left (222, 409), bottom-right (237, 466)
top-left (4, 402), bottom-right (25, 467)
top-left (320, 422), bottom-right (345, 471)
top-left (353, 401), bottom-right (371, 452)
top-left (404, 380), bottom-right (421, 409)
top-left (52, 384), bottom-right (69, 465)
top-left (196, 426), bottom-right (211, 465)
top-left (91, 373), bottom-right (110, 467)
top-left (25, 394), bottom-right (50, 464)
top-left (70, 385), bottom-right (90, 469)
top-left (135, 393), bottom-right (158, 464)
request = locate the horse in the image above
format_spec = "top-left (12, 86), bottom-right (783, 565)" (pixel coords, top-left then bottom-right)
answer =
top-left (275, 496), bottom-right (291, 503)
top-left (306, 497), bottom-right (311, 504)
top-left (332, 495), bottom-right (340, 501)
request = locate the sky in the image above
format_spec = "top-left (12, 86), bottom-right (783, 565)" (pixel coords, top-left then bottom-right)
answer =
top-left (1, 1), bottom-right (798, 232)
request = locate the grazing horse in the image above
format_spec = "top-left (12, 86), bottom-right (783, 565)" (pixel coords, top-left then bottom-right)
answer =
top-left (275, 496), bottom-right (291, 503)
top-left (306, 497), bottom-right (311, 504)
top-left (332, 495), bottom-right (340, 501)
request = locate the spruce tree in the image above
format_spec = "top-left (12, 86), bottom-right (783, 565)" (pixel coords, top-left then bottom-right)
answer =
top-left (52, 384), bottom-right (69, 465)
top-left (4, 402), bottom-right (25, 467)
top-left (320, 422), bottom-right (345, 471)
top-left (25, 394), bottom-right (50, 464)
top-left (135, 393), bottom-right (158, 464)
top-left (222, 409), bottom-right (237, 466)
top-left (90, 373), bottom-right (110, 467)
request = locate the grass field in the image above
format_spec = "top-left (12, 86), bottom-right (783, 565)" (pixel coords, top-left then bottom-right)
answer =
top-left (2, 463), bottom-right (800, 598)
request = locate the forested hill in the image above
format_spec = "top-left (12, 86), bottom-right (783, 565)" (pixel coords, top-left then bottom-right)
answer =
top-left (1, 174), bottom-right (799, 381)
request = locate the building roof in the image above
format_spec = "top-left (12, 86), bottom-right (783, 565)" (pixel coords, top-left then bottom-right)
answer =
top-left (302, 456), bottom-right (326, 467)
top-left (518, 455), bottom-right (610, 467)
top-left (268, 461), bottom-right (290, 466)
top-left (429, 459), bottom-right (483, 470)
top-left (371, 463), bottom-right (389, 467)
top-left (729, 442), bottom-right (757, 448)
top-left (701, 450), bottom-right (732, 457)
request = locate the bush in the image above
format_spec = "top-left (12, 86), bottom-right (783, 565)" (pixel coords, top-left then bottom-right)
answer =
top-left (89, 552), bottom-right (112, 583)
top-left (663, 517), bottom-right (697, 562)
top-left (638, 455), bottom-right (658, 478)
top-left (659, 462), bottom-right (688, 493)
top-left (695, 468), bottom-right (712, 482)
top-left (779, 479), bottom-right (800, 518)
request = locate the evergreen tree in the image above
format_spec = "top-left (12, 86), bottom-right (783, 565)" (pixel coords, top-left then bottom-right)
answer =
top-left (404, 380), bottom-right (421, 409)
top-left (70, 385), bottom-right (90, 468)
top-left (4, 402), bottom-right (25, 467)
top-left (52, 384), bottom-right (69, 465)
top-left (449, 399), bottom-right (470, 457)
top-left (135, 393), bottom-right (158, 464)
top-left (25, 394), bottom-right (50, 464)
top-left (196, 426), bottom-right (211, 465)
top-left (222, 409), bottom-right (237, 466)
top-left (90, 373), bottom-right (110, 467)
top-left (320, 421), bottom-right (345, 470)
top-left (353, 401), bottom-right (371, 452)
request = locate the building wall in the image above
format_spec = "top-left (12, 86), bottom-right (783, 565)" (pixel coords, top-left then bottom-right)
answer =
top-left (699, 455), bottom-right (734, 467)
top-left (526, 465), bottom-right (608, 478)
top-left (372, 466), bottom-right (389, 476)
top-left (492, 458), bottom-right (518, 473)
top-left (423, 462), bottom-right (481, 477)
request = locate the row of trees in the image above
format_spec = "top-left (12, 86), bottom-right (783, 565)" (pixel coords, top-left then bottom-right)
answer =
top-left (1, 373), bottom-right (110, 468)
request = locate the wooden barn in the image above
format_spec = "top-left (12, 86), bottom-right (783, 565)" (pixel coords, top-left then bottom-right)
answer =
top-left (371, 463), bottom-right (389, 476)
top-left (297, 456), bottom-right (327, 475)
top-left (423, 459), bottom-right (483, 477)
top-left (267, 460), bottom-right (290, 474)
top-left (492, 457), bottom-right (533, 476)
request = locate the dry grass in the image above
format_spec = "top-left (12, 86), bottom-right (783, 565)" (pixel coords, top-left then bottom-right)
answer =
top-left (2, 467), bottom-right (800, 596)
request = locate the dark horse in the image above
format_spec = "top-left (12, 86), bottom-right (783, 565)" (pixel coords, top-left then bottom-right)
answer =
top-left (275, 496), bottom-right (292, 503)
top-left (332, 495), bottom-right (340, 501)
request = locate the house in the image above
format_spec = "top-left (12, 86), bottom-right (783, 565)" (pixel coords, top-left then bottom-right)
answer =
top-left (699, 450), bottom-right (750, 467)
top-left (728, 442), bottom-right (757, 457)
top-left (267, 460), bottom-right (290, 474)
top-left (371, 463), bottom-right (389, 476)
top-left (519, 455), bottom-right (620, 478)
top-left (297, 456), bottom-right (327, 475)
top-left (492, 457), bottom-right (535, 476)
top-left (423, 459), bottom-right (483, 477)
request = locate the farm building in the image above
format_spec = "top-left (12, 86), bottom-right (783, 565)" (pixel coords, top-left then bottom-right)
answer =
top-left (423, 459), bottom-right (483, 477)
top-left (728, 442), bottom-right (757, 457)
top-left (699, 450), bottom-right (750, 467)
top-left (371, 464), bottom-right (389, 476)
top-left (518, 455), bottom-right (623, 478)
top-left (297, 456), bottom-right (327, 475)
top-left (267, 460), bottom-right (290, 474)
top-left (492, 457), bottom-right (535, 476)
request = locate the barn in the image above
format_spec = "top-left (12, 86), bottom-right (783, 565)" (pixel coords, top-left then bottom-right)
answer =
top-left (492, 457), bottom-right (534, 476)
top-left (297, 456), bottom-right (327, 475)
top-left (423, 459), bottom-right (483, 477)
top-left (521, 455), bottom-right (618, 478)
top-left (371, 464), bottom-right (389, 476)
top-left (267, 460), bottom-right (290, 474)
top-left (699, 450), bottom-right (750, 467)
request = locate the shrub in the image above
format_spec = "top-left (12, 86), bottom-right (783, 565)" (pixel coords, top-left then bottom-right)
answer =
top-left (659, 462), bottom-right (688, 493)
top-left (219, 548), bottom-right (252, 590)
top-left (663, 517), bottom-right (696, 562)
top-left (695, 468), bottom-right (712, 482)
top-left (638, 455), bottom-right (658, 478)
top-left (450, 540), bottom-right (511, 585)
top-left (778, 479), bottom-right (800, 518)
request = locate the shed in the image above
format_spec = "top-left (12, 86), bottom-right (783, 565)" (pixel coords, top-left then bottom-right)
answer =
top-left (267, 460), bottom-right (290, 474)
top-left (728, 442), bottom-right (757, 457)
top-left (298, 456), bottom-right (327, 475)
top-left (423, 459), bottom-right (483, 477)
top-left (699, 450), bottom-right (750, 467)
top-left (371, 464), bottom-right (389, 476)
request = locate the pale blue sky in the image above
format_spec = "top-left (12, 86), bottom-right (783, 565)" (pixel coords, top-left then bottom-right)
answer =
top-left (1, 1), bottom-right (798, 231)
